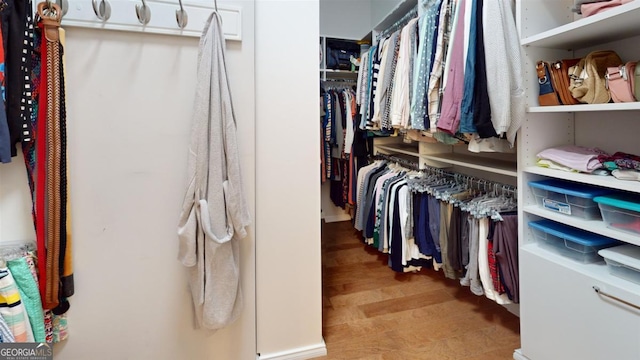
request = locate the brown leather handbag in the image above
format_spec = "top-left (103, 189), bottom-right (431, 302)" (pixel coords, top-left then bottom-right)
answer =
top-left (550, 59), bottom-right (581, 105)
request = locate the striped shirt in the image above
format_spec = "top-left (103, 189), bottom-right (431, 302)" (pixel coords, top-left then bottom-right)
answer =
top-left (0, 269), bottom-right (33, 342)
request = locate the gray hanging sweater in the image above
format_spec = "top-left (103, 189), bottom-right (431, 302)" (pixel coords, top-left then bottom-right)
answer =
top-left (177, 12), bottom-right (251, 331)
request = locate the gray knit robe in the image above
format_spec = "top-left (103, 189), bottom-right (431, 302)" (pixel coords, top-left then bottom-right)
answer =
top-left (177, 12), bottom-right (251, 331)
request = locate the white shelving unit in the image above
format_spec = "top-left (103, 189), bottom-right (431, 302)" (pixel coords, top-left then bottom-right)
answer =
top-left (519, 0), bottom-right (640, 49)
top-left (524, 205), bottom-right (640, 247)
top-left (528, 102), bottom-right (640, 113)
top-left (375, 143), bottom-right (420, 157)
top-left (422, 153), bottom-right (517, 177)
top-left (525, 166), bottom-right (640, 193)
top-left (319, 36), bottom-right (360, 81)
top-left (320, 69), bottom-right (359, 80)
top-left (517, 1), bottom-right (640, 359)
top-left (373, 136), bottom-right (517, 186)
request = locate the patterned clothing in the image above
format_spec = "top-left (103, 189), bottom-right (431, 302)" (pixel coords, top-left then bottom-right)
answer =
top-left (598, 152), bottom-right (640, 171)
top-left (356, 51), bottom-right (369, 106)
top-left (381, 32), bottom-right (402, 130)
top-left (7, 258), bottom-right (46, 342)
top-left (52, 313), bottom-right (68, 342)
top-left (410, 0), bottom-right (443, 130)
top-left (487, 240), bottom-right (505, 294)
top-left (427, 0), bottom-right (452, 131)
top-left (359, 45), bottom-right (377, 129)
top-left (1, 0), bottom-right (32, 156)
top-left (0, 314), bottom-right (15, 343)
top-left (0, 269), bottom-right (33, 342)
top-left (43, 311), bottom-right (53, 343)
top-left (323, 92), bottom-right (332, 179)
top-left (365, 45), bottom-right (382, 130)
top-left (20, 0), bottom-right (35, 143)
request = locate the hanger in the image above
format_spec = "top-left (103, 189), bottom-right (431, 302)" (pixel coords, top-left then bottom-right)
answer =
top-left (92, 0), bottom-right (111, 21)
top-left (0, 241), bottom-right (36, 268)
top-left (214, 0), bottom-right (218, 13)
top-left (176, 0), bottom-right (188, 28)
top-left (136, 0), bottom-right (151, 25)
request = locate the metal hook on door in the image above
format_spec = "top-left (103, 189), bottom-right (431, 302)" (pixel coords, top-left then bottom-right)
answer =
top-left (176, 0), bottom-right (188, 28)
top-left (214, 0), bottom-right (218, 12)
top-left (136, 0), bottom-right (151, 25)
top-left (55, 0), bottom-right (68, 16)
top-left (92, 0), bottom-right (111, 21)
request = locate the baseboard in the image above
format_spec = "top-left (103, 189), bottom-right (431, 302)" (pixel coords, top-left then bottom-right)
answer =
top-left (258, 341), bottom-right (327, 360)
top-left (513, 349), bottom-right (530, 360)
top-left (323, 214), bottom-right (351, 223)
top-left (502, 303), bottom-right (520, 317)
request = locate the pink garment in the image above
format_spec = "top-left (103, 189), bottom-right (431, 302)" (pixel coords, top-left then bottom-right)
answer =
top-left (437, 0), bottom-right (466, 134)
top-left (582, 0), bottom-right (633, 17)
top-left (537, 145), bottom-right (609, 173)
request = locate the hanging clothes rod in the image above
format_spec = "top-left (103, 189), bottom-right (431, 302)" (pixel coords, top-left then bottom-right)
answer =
top-left (377, 5), bottom-right (418, 40)
top-left (372, 152), bottom-right (517, 194)
top-left (322, 78), bottom-right (357, 83)
top-left (373, 152), bottom-right (420, 171)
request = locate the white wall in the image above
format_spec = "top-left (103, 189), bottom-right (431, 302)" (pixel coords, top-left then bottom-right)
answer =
top-left (255, 0), bottom-right (325, 358)
top-left (371, 0), bottom-right (403, 27)
top-left (0, 1), bottom-right (257, 359)
top-left (320, 0), bottom-right (371, 39)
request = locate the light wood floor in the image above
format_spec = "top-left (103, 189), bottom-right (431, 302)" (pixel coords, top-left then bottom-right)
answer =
top-left (318, 221), bottom-right (520, 360)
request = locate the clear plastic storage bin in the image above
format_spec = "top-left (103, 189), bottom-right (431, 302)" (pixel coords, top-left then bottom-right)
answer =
top-left (528, 179), bottom-right (612, 220)
top-left (528, 220), bottom-right (618, 263)
top-left (594, 194), bottom-right (640, 235)
top-left (599, 244), bottom-right (640, 285)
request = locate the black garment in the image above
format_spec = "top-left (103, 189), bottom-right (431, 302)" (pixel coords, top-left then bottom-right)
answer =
top-left (461, 213), bottom-right (470, 267)
top-left (494, 214), bottom-right (519, 303)
top-left (330, 159), bottom-right (345, 208)
top-left (415, 193), bottom-right (436, 257)
top-left (471, 0), bottom-right (498, 139)
top-left (389, 182), bottom-right (405, 272)
top-left (447, 205), bottom-right (463, 272)
top-left (1, 0), bottom-right (31, 156)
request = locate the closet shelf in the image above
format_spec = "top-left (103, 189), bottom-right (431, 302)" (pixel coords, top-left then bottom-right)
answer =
top-left (421, 153), bottom-right (517, 177)
top-left (321, 70), bottom-right (359, 80)
top-left (375, 143), bottom-right (420, 157)
top-left (320, 69), bottom-right (358, 74)
top-left (520, 1), bottom-right (640, 49)
top-left (528, 102), bottom-right (640, 113)
top-left (521, 244), bottom-right (640, 295)
top-left (524, 205), bottom-right (640, 247)
top-left (525, 166), bottom-right (640, 194)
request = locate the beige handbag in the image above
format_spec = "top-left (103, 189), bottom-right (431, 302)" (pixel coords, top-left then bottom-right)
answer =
top-left (569, 50), bottom-right (622, 104)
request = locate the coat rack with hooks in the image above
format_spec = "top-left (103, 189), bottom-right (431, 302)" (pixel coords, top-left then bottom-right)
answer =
top-left (37, 0), bottom-right (242, 40)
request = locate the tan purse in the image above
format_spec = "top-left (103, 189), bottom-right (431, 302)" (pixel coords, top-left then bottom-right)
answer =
top-left (569, 50), bottom-right (623, 104)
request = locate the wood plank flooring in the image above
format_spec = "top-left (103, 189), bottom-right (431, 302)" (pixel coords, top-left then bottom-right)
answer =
top-left (318, 221), bottom-right (520, 360)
